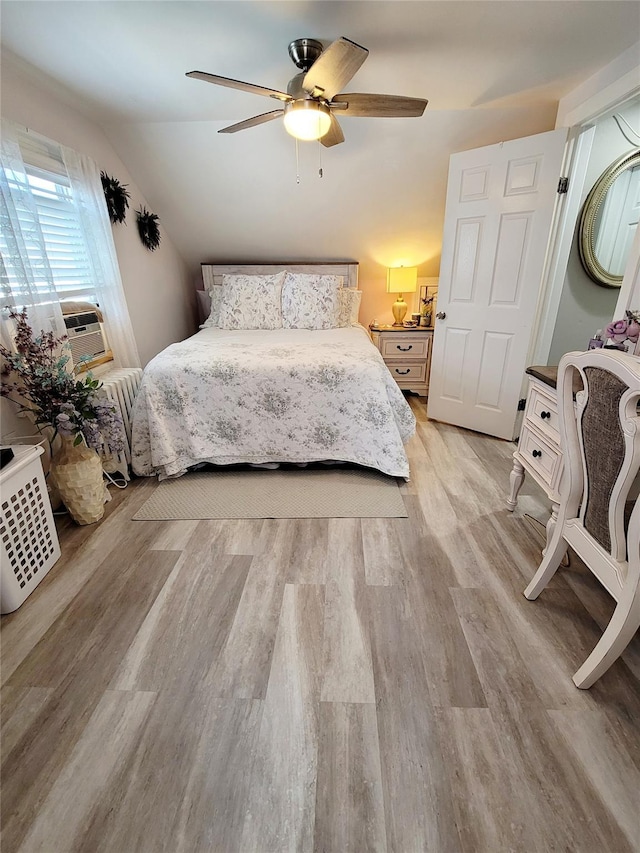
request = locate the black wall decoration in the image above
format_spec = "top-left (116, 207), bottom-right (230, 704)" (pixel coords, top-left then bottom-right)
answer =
top-left (136, 207), bottom-right (161, 252)
top-left (100, 172), bottom-right (130, 224)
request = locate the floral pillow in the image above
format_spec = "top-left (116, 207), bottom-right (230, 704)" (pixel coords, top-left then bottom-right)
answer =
top-left (337, 288), bottom-right (362, 327)
top-left (281, 273), bottom-right (342, 330)
top-left (199, 288), bottom-right (224, 328)
top-left (218, 272), bottom-right (286, 330)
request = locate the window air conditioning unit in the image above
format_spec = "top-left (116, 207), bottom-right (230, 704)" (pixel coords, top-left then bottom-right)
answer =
top-left (63, 310), bottom-right (110, 369)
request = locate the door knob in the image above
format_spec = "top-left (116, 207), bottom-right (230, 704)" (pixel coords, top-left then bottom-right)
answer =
top-left (436, 311), bottom-right (446, 320)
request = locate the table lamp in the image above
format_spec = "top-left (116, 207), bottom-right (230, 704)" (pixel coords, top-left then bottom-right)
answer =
top-left (387, 266), bottom-right (418, 326)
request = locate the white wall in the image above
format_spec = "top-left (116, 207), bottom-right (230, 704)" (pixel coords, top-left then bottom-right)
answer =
top-left (1, 61), bottom-right (194, 368)
top-left (548, 101), bottom-right (640, 364)
top-left (105, 103), bottom-right (558, 329)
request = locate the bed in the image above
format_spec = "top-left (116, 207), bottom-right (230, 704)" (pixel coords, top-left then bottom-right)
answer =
top-left (130, 263), bottom-right (416, 480)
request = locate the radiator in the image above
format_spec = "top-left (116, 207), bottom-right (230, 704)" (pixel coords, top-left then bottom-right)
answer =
top-left (97, 367), bottom-right (143, 480)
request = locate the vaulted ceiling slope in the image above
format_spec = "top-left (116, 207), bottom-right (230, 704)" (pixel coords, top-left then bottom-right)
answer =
top-left (2, 1), bottom-right (639, 288)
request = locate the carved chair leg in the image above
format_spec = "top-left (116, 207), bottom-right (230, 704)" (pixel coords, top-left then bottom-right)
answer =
top-left (523, 525), bottom-right (567, 600)
top-left (572, 584), bottom-right (640, 689)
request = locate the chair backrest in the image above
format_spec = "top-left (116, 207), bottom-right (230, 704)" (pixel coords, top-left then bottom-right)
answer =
top-left (557, 349), bottom-right (640, 562)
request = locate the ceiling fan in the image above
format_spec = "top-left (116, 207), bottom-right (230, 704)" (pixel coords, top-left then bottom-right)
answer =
top-left (186, 37), bottom-right (428, 147)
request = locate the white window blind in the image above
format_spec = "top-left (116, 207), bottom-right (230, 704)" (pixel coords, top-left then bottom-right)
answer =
top-left (25, 167), bottom-right (97, 304)
top-left (1, 129), bottom-right (98, 307)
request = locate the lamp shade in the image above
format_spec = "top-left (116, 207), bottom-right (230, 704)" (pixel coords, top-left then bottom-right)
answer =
top-left (387, 266), bottom-right (418, 293)
top-left (284, 101), bottom-right (331, 141)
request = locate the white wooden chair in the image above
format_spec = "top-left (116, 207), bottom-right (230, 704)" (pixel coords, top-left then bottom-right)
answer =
top-left (524, 348), bottom-right (640, 688)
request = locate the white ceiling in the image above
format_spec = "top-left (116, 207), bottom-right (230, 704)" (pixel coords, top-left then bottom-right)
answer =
top-left (2, 1), bottom-right (639, 293)
top-left (2, 1), bottom-right (639, 122)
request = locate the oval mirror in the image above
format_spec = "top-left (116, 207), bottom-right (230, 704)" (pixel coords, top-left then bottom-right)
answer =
top-left (578, 148), bottom-right (640, 288)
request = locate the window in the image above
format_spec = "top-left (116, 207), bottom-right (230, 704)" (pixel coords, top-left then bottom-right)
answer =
top-left (1, 123), bottom-right (140, 370)
top-left (25, 168), bottom-right (97, 304)
top-left (1, 163), bottom-right (98, 306)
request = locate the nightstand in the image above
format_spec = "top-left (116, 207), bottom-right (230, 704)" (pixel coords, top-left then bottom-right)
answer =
top-left (370, 325), bottom-right (433, 396)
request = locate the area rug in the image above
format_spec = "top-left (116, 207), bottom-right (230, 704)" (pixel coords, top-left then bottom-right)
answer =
top-left (133, 467), bottom-right (407, 520)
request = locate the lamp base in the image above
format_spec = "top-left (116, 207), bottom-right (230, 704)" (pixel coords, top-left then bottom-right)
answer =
top-left (392, 295), bottom-right (408, 326)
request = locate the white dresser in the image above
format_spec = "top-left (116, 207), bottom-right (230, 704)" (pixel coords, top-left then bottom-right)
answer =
top-left (507, 365), bottom-right (582, 544)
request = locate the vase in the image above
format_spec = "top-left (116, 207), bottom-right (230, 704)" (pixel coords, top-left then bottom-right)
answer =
top-left (49, 435), bottom-right (105, 525)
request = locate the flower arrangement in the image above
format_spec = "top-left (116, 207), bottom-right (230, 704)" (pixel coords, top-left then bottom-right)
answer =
top-left (421, 294), bottom-right (434, 316)
top-left (605, 309), bottom-right (640, 351)
top-left (0, 308), bottom-right (125, 453)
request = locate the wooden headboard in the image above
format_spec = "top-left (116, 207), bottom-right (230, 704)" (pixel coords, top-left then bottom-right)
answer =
top-left (201, 262), bottom-right (359, 290)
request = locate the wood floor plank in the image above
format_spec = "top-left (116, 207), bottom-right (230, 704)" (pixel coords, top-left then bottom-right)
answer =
top-left (451, 586), bottom-right (635, 852)
top-left (368, 584), bottom-right (461, 852)
top-left (313, 702), bottom-right (387, 853)
top-left (206, 519), bottom-right (293, 698)
top-left (147, 519), bottom-right (200, 551)
top-left (435, 707), bottom-right (536, 852)
top-left (17, 689), bottom-right (157, 853)
top-left (0, 686), bottom-right (52, 761)
top-left (172, 698), bottom-right (264, 853)
top-left (401, 533), bottom-right (488, 709)
top-left (286, 518), bottom-right (329, 584)
top-left (1, 550), bottom-right (178, 853)
top-left (361, 518), bottom-right (407, 586)
top-left (0, 479), bottom-right (157, 686)
top-left (111, 548), bottom-right (251, 694)
top-left (321, 519), bottom-right (376, 704)
top-left (548, 708), bottom-right (640, 849)
top-left (240, 583), bottom-right (325, 852)
top-left (76, 694), bottom-right (263, 853)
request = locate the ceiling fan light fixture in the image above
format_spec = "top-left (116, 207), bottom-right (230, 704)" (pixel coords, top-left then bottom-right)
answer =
top-left (283, 100), bottom-right (331, 141)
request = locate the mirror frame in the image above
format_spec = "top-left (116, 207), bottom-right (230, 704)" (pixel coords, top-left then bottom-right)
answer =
top-left (578, 148), bottom-right (640, 288)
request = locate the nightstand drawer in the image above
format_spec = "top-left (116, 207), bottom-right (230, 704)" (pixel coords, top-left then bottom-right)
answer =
top-left (381, 336), bottom-right (429, 359)
top-left (527, 384), bottom-right (560, 441)
top-left (386, 360), bottom-right (427, 382)
top-left (518, 424), bottom-right (562, 489)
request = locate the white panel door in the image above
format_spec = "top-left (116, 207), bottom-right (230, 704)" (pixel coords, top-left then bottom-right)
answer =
top-left (427, 129), bottom-right (568, 440)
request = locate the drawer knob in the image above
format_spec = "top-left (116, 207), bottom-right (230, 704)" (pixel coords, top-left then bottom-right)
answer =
top-left (532, 449), bottom-right (542, 458)
top-left (397, 344), bottom-right (413, 351)
top-left (395, 368), bottom-right (411, 375)
top-left (540, 410), bottom-right (551, 420)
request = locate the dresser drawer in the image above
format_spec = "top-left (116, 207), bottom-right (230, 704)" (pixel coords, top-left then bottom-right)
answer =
top-left (381, 336), bottom-right (429, 359)
top-left (527, 384), bottom-right (560, 441)
top-left (518, 424), bottom-right (562, 489)
top-left (386, 360), bottom-right (427, 383)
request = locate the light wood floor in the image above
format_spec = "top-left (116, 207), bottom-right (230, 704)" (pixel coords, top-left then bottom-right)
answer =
top-left (2, 397), bottom-right (640, 852)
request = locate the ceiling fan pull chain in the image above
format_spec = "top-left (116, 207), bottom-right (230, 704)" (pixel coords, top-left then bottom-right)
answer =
top-left (318, 139), bottom-right (323, 179)
top-left (295, 137), bottom-right (300, 184)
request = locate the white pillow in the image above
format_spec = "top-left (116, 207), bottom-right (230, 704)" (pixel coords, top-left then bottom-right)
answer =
top-left (200, 287), bottom-right (222, 328)
top-left (281, 273), bottom-right (342, 330)
top-left (337, 288), bottom-right (362, 327)
top-left (219, 272), bottom-right (286, 330)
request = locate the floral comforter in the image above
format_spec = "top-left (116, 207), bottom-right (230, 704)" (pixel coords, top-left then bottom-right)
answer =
top-left (131, 326), bottom-right (415, 479)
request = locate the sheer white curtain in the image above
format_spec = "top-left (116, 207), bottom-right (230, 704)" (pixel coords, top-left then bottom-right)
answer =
top-left (0, 122), bottom-right (66, 348)
top-left (61, 146), bottom-right (140, 369)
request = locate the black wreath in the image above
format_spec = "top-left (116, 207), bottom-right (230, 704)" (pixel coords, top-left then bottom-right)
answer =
top-left (136, 207), bottom-right (161, 252)
top-left (100, 172), bottom-right (130, 224)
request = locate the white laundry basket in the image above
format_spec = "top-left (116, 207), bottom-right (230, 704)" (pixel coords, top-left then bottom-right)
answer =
top-left (1, 445), bottom-right (61, 613)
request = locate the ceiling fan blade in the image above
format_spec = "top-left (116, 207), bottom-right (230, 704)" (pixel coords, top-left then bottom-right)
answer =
top-left (186, 71), bottom-right (291, 102)
top-left (331, 93), bottom-right (428, 117)
top-left (302, 37), bottom-right (368, 101)
top-left (321, 114), bottom-right (345, 148)
top-left (218, 110), bottom-right (285, 134)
